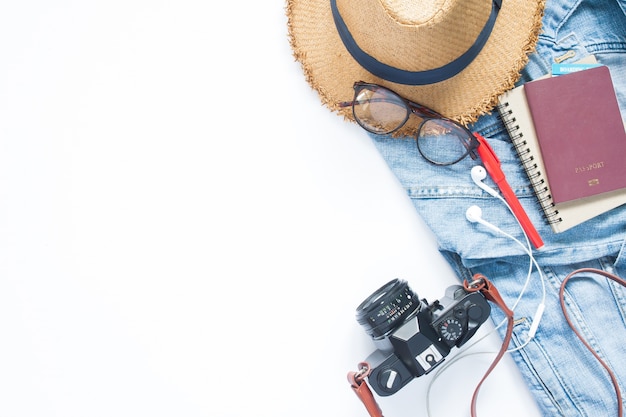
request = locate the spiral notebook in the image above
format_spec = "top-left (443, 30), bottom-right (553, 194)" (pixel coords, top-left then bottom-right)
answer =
top-left (497, 66), bottom-right (626, 234)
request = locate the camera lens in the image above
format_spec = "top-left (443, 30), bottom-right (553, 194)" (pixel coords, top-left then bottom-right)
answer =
top-left (356, 279), bottom-right (421, 339)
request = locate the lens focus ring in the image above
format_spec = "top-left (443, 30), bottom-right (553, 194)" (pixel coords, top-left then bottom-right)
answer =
top-left (355, 279), bottom-right (421, 339)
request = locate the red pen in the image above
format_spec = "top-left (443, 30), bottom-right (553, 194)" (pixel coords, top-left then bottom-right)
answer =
top-left (473, 133), bottom-right (545, 250)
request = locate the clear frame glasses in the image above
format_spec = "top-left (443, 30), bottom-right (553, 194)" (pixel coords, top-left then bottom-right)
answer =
top-left (340, 81), bottom-right (480, 166)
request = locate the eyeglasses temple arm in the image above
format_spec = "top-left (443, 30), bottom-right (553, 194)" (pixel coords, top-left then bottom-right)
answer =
top-left (474, 133), bottom-right (544, 250)
top-left (338, 97), bottom-right (407, 108)
top-left (408, 101), bottom-right (445, 119)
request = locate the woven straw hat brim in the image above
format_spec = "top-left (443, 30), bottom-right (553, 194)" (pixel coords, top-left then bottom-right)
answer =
top-left (287, 0), bottom-right (545, 133)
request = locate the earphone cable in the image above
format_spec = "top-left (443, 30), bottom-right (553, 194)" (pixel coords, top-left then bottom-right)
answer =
top-left (425, 166), bottom-right (547, 417)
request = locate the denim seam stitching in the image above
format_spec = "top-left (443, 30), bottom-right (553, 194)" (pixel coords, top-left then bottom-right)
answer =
top-left (509, 320), bottom-right (567, 415)
top-left (511, 321), bottom-right (571, 416)
top-left (541, 265), bottom-right (590, 416)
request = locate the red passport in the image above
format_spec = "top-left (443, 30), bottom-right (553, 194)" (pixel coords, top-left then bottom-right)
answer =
top-left (524, 65), bottom-right (626, 204)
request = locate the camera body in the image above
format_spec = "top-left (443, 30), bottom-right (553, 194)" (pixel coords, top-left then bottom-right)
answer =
top-left (356, 279), bottom-right (491, 396)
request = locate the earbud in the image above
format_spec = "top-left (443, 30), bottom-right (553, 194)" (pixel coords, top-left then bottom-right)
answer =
top-left (470, 165), bottom-right (487, 182)
top-left (465, 205), bottom-right (503, 235)
top-left (465, 204), bottom-right (483, 223)
top-left (471, 165), bottom-right (500, 198)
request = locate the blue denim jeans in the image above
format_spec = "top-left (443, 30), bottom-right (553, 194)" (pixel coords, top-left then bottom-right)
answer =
top-left (369, 0), bottom-right (626, 415)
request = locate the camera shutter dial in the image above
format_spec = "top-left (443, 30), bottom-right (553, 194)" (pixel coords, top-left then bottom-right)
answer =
top-left (439, 317), bottom-right (463, 342)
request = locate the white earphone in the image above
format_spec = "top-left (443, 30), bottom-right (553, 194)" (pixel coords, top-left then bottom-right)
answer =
top-left (465, 205), bottom-right (503, 235)
top-left (426, 165), bottom-right (547, 407)
top-left (470, 165), bottom-right (500, 198)
top-left (466, 166), bottom-right (546, 340)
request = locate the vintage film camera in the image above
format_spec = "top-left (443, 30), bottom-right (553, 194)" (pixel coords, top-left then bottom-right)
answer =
top-left (355, 278), bottom-right (491, 396)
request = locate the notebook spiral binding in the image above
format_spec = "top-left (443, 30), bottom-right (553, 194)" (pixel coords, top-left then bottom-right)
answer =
top-left (497, 102), bottom-right (562, 225)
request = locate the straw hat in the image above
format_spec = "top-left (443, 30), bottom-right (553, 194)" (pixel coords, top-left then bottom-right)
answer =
top-left (287, 0), bottom-right (545, 133)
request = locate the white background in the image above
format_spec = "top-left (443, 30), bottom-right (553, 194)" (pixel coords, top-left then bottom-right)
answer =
top-left (0, 1), bottom-right (542, 416)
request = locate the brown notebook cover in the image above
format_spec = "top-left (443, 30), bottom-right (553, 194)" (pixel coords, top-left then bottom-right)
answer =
top-left (524, 65), bottom-right (626, 204)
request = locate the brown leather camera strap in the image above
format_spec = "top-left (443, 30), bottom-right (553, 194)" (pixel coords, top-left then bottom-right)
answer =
top-left (347, 273), bottom-right (513, 417)
top-left (347, 362), bottom-right (383, 417)
top-left (559, 268), bottom-right (625, 417)
top-left (463, 273), bottom-right (514, 417)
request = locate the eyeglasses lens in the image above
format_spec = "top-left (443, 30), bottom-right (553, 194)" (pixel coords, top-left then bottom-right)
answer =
top-left (417, 119), bottom-right (473, 165)
top-left (352, 87), bottom-right (409, 134)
